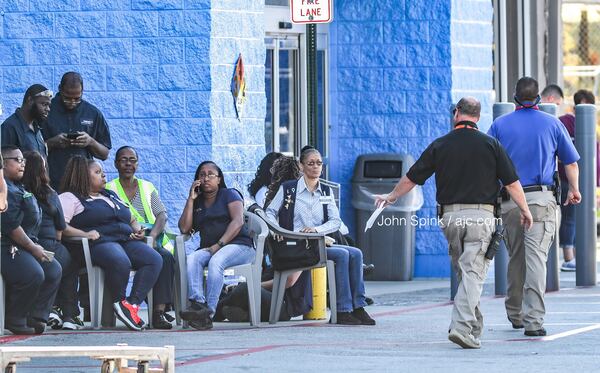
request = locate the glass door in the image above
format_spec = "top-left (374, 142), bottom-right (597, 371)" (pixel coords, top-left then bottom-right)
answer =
top-left (265, 36), bottom-right (300, 156)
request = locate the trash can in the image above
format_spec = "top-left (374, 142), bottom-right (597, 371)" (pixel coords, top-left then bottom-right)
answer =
top-left (352, 153), bottom-right (423, 281)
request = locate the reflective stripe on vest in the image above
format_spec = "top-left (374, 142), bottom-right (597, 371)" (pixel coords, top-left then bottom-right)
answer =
top-left (106, 178), bottom-right (174, 253)
top-left (106, 178), bottom-right (156, 224)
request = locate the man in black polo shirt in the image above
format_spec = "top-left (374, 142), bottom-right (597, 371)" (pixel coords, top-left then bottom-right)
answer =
top-left (42, 72), bottom-right (111, 189)
top-left (1, 84), bottom-right (52, 158)
top-left (375, 97), bottom-right (533, 349)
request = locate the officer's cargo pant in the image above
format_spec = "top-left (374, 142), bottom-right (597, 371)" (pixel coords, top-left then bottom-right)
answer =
top-left (441, 208), bottom-right (494, 337)
top-left (502, 191), bottom-right (556, 331)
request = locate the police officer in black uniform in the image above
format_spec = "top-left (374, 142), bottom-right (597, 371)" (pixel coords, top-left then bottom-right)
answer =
top-left (1, 146), bottom-right (62, 335)
top-left (375, 97), bottom-right (533, 349)
top-left (42, 72), bottom-right (112, 189)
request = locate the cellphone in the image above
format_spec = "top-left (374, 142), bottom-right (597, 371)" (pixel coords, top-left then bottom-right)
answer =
top-left (66, 132), bottom-right (80, 139)
top-left (195, 185), bottom-right (201, 193)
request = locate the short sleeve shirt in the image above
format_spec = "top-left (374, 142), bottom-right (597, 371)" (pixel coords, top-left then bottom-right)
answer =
top-left (1, 180), bottom-right (42, 249)
top-left (488, 109), bottom-right (580, 186)
top-left (42, 94), bottom-right (112, 188)
top-left (192, 188), bottom-right (252, 249)
top-left (406, 122), bottom-right (519, 205)
top-left (37, 189), bottom-right (67, 242)
top-left (1, 109), bottom-right (47, 158)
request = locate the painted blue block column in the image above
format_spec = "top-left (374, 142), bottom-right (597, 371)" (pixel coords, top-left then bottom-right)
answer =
top-left (209, 0), bottom-right (266, 194)
top-left (329, 0), bottom-right (453, 277)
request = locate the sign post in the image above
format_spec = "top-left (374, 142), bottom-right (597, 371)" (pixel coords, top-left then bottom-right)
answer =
top-left (290, 0), bottom-right (333, 147)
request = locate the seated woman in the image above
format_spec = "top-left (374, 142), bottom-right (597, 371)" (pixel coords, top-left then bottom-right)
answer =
top-left (0, 146), bottom-right (62, 335)
top-left (179, 161), bottom-right (254, 330)
top-left (216, 155), bottom-right (310, 322)
top-left (247, 152), bottom-right (282, 207)
top-left (22, 151), bottom-right (81, 330)
top-left (106, 146), bottom-right (176, 329)
top-left (265, 146), bottom-right (376, 325)
top-left (59, 156), bottom-right (162, 331)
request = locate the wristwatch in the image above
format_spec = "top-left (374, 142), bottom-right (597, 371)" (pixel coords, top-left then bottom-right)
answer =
top-left (217, 240), bottom-right (226, 248)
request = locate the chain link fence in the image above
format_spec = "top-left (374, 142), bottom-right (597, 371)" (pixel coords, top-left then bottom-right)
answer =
top-left (563, 2), bottom-right (600, 102)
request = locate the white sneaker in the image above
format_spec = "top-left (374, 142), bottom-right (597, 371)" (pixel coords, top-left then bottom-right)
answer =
top-left (561, 259), bottom-right (576, 272)
top-left (448, 329), bottom-right (481, 349)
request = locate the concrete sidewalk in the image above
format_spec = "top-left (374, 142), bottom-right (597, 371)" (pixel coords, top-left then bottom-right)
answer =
top-left (2, 269), bottom-right (599, 372)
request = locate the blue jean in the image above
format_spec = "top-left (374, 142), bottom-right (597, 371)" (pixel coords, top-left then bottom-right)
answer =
top-left (559, 182), bottom-right (576, 247)
top-left (326, 245), bottom-right (367, 313)
top-left (90, 240), bottom-right (163, 305)
top-left (187, 244), bottom-right (254, 313)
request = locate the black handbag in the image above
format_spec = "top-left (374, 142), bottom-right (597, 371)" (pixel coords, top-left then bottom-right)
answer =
top-left (268, 236), bottom-right (320, 271)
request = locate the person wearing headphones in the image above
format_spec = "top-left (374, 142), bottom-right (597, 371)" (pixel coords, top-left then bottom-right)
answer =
top-left (488, 77), bottom-right (581, 337)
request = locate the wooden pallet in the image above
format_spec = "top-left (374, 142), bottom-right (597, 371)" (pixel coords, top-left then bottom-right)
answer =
top-left (0, 344), bottom-right (175, 372)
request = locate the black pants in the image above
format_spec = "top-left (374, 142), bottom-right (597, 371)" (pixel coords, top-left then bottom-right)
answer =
top-left (152, 246), bottom-right (175, 307)
top-left (39, 239), bottom-right (74, 313)
top-left (1, 246), bottom-right (62, 326)
top-left (215, 283), bottom-right (291, 322)
top-left (56, 241), bottom-right (86, 319)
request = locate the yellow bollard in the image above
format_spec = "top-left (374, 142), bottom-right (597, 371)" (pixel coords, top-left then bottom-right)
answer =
top-left (303, 267), bottom-right (327, 320)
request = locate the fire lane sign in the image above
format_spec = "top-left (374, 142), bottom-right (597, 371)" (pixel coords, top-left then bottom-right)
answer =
top-left (290, 0), bottom-right (333, 24)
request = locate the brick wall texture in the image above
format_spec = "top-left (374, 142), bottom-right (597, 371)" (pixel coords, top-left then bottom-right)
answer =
top-left (0, 0), bottom-right (494, 277)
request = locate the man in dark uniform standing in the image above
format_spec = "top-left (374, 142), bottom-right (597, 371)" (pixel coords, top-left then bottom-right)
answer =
top-left (489, 77), bottom-right (581, 337)
top-left (42, 72), bottom-right (111, 189)
top-left (1, 84), bottom-right (52, 158)
top-left (376, 97), bottom-right (533, 349)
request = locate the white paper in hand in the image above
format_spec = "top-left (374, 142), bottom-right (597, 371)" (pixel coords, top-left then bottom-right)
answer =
top-left (364, 203), bottom-right (386, 232)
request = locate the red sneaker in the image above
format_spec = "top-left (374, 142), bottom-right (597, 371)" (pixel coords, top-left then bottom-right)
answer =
top-left (113, 300), bottom-right (143, 331)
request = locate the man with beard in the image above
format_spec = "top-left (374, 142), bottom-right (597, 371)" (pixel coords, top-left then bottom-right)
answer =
top-left (42, 72), bottom-right (111, 189)
top-left (1, 84), bottom-right (52, 158)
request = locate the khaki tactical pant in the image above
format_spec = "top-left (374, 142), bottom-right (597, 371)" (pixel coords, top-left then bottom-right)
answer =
top-left (441, 208), bottom-right (494, 337)
top-left (502, 191), bottom-right (556, 331)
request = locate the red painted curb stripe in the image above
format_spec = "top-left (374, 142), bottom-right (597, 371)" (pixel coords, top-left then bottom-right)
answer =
top-left (176, 344), bottom-right (289, 366)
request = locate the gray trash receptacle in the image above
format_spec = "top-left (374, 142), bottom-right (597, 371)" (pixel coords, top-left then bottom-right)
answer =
top-left (352, 153), bottom-right (423, 281)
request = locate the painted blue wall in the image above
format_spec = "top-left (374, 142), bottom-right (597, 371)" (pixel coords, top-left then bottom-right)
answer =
top-left (328, 0), bottom-right (494, 277)
top-left (0, 0), bottom-right (494, 277)
top-left (0, 0), bottom-right (266, 224)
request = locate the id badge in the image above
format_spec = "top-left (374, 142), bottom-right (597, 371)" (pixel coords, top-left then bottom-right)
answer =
top-left (319, 195), bottom-right (333, 204)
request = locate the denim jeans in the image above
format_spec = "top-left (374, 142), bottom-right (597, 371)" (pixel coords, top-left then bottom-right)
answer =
top-left (559, 182), bottom-right (576, 247)
top-left (326, 245), bottom-right (367, 313)
top-left (187, 244), bottom-right (254, 313)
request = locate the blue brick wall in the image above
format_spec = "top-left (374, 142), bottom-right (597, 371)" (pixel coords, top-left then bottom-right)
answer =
top-left (0, 0), bottom-right (265, 227)
top-left (451, 0), bottom-right (495, 132)
top-left (329, 0), bottom-right (492, 277)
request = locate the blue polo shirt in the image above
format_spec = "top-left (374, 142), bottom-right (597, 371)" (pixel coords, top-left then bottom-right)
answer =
top-left (488, 108), bottom-right (579, 186)
top-left (0, 109), bottom-right (47, 158)
top-left (41, 94), bottom-right (112, 188)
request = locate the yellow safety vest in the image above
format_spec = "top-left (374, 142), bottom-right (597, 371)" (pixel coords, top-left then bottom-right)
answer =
top-left (106, 177), bottom-right (174, 253)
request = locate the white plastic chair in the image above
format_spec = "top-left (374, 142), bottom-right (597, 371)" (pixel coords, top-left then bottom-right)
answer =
top-left (175, 211), bottom-right (268, 327)
top-left (64, 236), bottom-right (155, 329)
top-left (253, 210), bottom-right (337, 325)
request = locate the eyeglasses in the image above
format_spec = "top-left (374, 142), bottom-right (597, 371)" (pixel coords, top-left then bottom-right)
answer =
top-left (304, 161), bottom-right (323, 167)
top-left (62, 95), bottom-right (82, 104)
top-left (4, 157), bottom-right (26, 164)
top-left (117, 158), bottom-right (138, 164)
top-left (198, 173), bottom-right (219, 180)
top-left (34, 90), bottom-right (53, 98)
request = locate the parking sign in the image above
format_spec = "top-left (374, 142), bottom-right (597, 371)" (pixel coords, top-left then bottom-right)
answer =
top-left (290, 0), bottom-right (333, 24)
